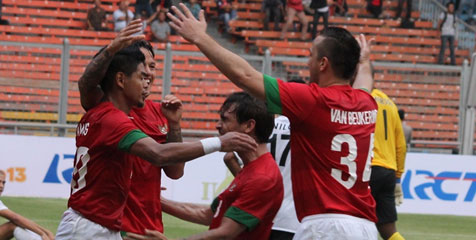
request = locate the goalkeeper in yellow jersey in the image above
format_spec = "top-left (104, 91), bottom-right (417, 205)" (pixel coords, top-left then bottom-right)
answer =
top-left (370, 89), bottom-right (406, 240)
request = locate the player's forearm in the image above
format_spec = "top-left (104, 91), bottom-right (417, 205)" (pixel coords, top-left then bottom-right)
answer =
top-left (130, 137), bottom-right (206, 166)
top-left (161, 198), bottom-right (212, 225)
top-left (193, 33), bottom-right (265, 100)
top-left (78, 46), bottom-right (115, 110)
top-left (167, 126), bottom-right (183, 143)
top-left (352, 59), bottom-right (373, 92)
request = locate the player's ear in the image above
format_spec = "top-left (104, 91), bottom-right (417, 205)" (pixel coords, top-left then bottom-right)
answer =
top-left (115, 72), bottom-right (126, 89)
top-left (320, 57), bottom-right (329, 72)
top-left (243, 119), bottom-right (256, 135)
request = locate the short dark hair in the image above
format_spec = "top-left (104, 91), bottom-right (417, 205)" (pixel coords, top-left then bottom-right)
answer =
top-left (101, 44), bottom-right (145, 93)
top-left (132, 40), bottom-right (155, 58)
top-left (220, 92), bottom-right (274, 143)
top-left (398, 109), bottom-right (405, 121)
top-left (317, 27), bottom-right (361, 80)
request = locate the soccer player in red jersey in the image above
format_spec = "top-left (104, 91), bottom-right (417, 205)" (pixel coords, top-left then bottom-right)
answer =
top-left (126, 92), bottom-right (284, 240)
top-left (55, 20), bottom-right (257, 239)
top-left (167, 5), bottom-right (378, 239)
top-left (77, 32), bottom-right (185, 234)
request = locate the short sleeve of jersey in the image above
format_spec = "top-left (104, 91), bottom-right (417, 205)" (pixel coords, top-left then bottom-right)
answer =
top-left (98, 109), bottom-right (148, 152)
top-left (0, 200), bottom-right (8, 211)
top-left (263, 74), bottom-right (316, 123)
top-left (224, 176), bottom-right (275, 231)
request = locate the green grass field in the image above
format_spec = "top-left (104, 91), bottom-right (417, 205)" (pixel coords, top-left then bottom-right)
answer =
top-left (1, 196), bottom-right (475, 239)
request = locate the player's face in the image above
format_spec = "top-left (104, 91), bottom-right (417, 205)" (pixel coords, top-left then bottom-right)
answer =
top-left (308, 36), bottom-right (324, 85)
top-left (0, 173), bottom-right (5, 196)
top-left (140, 47), bottom-right (155, 100)
top-left (124, 63), bottom-right (150, 108)
top-left (216, 105), bottom-right (244, 136)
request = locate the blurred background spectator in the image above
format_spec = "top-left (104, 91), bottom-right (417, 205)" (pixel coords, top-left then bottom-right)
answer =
top-left (0, 0), bottom-right (9, 25)
top-left (395, 0), bottom-right (412, 20)
top-left (185, 0), bottom-right (202, 20)
top-left (329, 0), bottom-right (348, 16)
top-left (438, 1), bottom-right (456, 65)
top-left (114, 0), bottom-right (134, 32)
top-left (151, 10), bottom-right (171, 42)
top-left (310, 0), bottom-right (328, 39)
top-left (366, 0), bottom-right (382, 18)
top-left (87, 0), bottom-right (109, 31)
top-left (280, 0), bottom-right (309, 40)
top-left (217, 0), bottom-right (238, 33)
top-left (262, 0), bottom-right (283, 31)
top-left (135, 0), bottom-right (154, 18)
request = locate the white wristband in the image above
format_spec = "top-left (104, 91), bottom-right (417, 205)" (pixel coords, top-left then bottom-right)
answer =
top-left (200, 137), bottom-right (222, 154)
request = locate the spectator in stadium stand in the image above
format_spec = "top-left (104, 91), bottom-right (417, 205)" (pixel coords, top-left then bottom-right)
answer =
top-left (437, 1), bottom-right (456, 65)
top-left (366, 0), bottom-right (383, 18)
top-left (262, 0), bottom-right (283, 31)
top-left (0, 170), bottom-right (55, 240)
top-left (398, 109), bottom-right (412, 149)
top-left (217, 0), bottom-right (238, 33)
top-left (310, 0), bottom-right (329, 39)
top-left (394, 0), bottom-right (412, 20)
top-left (329, 0), bottom-right (348, 16)
top-left (54, 19), bottom-right (257, 239)
top-left (185, 0), bottom-right (202, 20)
top-left (135, 0), bottom-right (154, 18)
top-left (222, 79), bottom-right (306, 240)
top-left (0, 0), bottom-right (9, 25)
top-left (87, 0), bottom-right (109, 31)
top-left (280, 0), bottom-right (309, 40)
top-left (167, 4), bottom-right (379, 239)
top-left (370, 89), bottom-right (407, 240)
top-left (151, 10), bottom-right (171, 42)
top-left (114, 0), bottom-right (135, 32)
top-left (126, 92), bottom-right (284, 240)
top-left (151, 0), bottom-right (172, 13)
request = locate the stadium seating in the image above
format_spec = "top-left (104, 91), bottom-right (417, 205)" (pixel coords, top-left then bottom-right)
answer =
top-left (0, 0), bottom-right (470, 149)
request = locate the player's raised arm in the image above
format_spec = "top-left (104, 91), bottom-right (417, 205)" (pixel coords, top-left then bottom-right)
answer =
top-left (167, 4), bottom-right (265, 100)
top-left (79, 19), bottom-right (145, 111)
top-left (353, 34), bottom-right (374, 92)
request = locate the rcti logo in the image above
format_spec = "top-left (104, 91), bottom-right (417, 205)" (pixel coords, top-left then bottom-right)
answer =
top-left (43, 154), bottom-right (74, 184)
top-left (401, 170), bottom-right (476, 202)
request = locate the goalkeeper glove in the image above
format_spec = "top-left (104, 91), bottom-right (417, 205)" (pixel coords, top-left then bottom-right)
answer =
top-left (395, 182), bottom-right (403, 206)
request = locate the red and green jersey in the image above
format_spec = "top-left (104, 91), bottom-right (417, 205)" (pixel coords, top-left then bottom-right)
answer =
top-left (68, 101), bottom-right (148, 230)
top-left (264, 75), bottom-right (378, 223)
top-left (210, 153), bottom-right (283, 239)
top-left (122, 100), bottom-right (169, 234)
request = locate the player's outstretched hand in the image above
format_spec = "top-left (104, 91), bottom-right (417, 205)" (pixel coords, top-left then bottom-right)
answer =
top-left (167, 3), bottom-right (207, 44)
top-left (219, 132), bottom-right (258, 153)
top-left (395, 183), bottom-right (403, 206)
top-left (107, 19), bottom-right (145, 54)
top-left (161, 95), bottom-right (183, 127)
top-left (124, 229), bottom-right (168, 240)
top-left (355, 34), bottom-right (374, 63)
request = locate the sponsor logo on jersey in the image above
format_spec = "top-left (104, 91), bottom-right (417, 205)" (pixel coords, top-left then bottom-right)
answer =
top-left (159, 124), bottom-right (168, 134)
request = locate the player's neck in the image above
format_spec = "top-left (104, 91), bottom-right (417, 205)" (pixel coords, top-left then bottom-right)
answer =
top-left (106, 93), bottom-right (132, 114)
top-left (240, 143), bottom-right (268, 165)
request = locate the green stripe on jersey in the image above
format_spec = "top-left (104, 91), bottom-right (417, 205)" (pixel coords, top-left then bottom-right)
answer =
top-left (224, 206), bottom-right (260, 231)
top-left (360, 87), bottom-right (370, 93)
top-left (118, 129), bottom-right (148, 152)
top-left (263, 74), bottom-right (282, 114)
